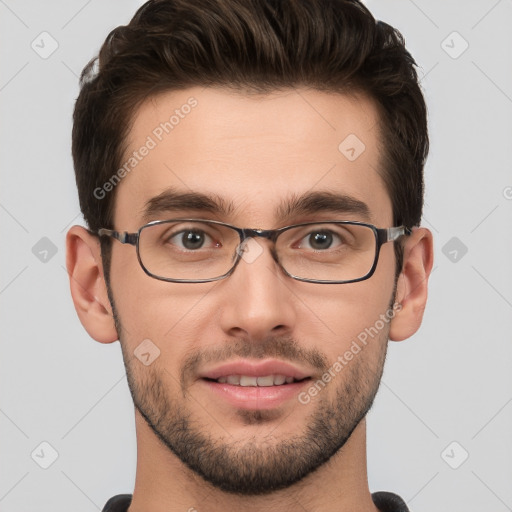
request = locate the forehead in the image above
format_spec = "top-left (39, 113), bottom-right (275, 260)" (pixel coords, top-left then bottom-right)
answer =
top-left (113, 86), bottom-right (392, 228)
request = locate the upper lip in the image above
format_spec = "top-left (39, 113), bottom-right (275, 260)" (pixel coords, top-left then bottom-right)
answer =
top-left (199, 359), bottom-right (312, 380)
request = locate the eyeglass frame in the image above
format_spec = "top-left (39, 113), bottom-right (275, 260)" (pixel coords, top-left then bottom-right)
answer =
top-left (97, 218), bottom-right (411, 284)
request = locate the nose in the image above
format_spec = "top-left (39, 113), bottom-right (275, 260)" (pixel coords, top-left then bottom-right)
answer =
top-left (217, 237), bottom-right (297, 341)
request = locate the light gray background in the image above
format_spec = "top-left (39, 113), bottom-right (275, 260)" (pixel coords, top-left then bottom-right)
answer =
top-left (1, 1), bottom-right (511, 510)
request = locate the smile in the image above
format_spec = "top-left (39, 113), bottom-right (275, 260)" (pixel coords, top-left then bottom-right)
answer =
top-left (208, 375), bottom-right (309, 386)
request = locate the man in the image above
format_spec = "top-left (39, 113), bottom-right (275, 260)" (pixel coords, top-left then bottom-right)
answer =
top-left (66, 0), bottom-right (433, 510)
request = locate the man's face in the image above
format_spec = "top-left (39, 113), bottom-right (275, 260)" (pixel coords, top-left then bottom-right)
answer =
top-left (109, 87), bottom-right (398, 494)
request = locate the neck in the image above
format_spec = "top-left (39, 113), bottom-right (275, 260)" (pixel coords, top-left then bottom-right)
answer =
top-left (128, 411), bottom-right (380, 512)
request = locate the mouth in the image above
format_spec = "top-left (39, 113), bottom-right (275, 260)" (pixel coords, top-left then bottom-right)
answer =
top-left (198, 359), bottom-right (314, 410)
top-left (203, 375), bottom-right (311, 386)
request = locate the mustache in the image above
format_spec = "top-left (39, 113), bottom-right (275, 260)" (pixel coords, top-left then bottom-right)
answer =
top-left (181, 335), bottom-right (329, 387)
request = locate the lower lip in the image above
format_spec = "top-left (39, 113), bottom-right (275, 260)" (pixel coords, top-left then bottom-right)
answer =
top-left (200, 379), bottom-right (310, 410)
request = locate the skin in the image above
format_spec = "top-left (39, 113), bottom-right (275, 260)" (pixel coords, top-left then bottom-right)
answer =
top-left (66, 86), bottom-right (433, 512)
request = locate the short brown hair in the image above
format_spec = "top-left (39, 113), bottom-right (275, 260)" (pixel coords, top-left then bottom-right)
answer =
top-left (72, 0), bottom-right (428, 280)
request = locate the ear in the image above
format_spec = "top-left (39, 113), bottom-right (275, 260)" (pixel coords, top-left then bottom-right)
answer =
top-left (65, 225), bottom-right (118, 344)
top-left (389, 227), bottom-right (434, 342)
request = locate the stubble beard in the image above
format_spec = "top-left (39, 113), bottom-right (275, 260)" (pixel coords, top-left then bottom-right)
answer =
top-left (113, 308), bottom-right (390, 496)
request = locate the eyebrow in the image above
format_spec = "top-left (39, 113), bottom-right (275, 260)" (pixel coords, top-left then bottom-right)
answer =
top-left (141, 187), bottom-right (372, 224)
top-left (141, 188), bottom-right (236, 223)
top-left (276, 190), bottom-right (371, 223)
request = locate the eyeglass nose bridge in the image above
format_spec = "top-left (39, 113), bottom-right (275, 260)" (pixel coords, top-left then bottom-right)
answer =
top-left (240, 227), bottom-right (280, 242)
top-left (234, 227), bottom-right (283, 268)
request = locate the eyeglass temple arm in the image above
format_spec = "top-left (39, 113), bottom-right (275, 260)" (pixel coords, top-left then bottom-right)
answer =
top-left (380, 226), bottom-right (412, 244)
top-left (97, 228), bottom-right (138, 246)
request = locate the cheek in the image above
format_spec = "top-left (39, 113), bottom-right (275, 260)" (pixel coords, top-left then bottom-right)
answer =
top-left (294, 260), bottom-right (396, 357)
top-left (110, 254), bottom-right (218, 352)
top-left (305, 295), bottom-right (390, 353)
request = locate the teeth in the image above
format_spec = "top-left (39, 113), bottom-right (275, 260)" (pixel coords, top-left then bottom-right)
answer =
top-left (227, 375), bottom-right (240, 385)
top-left (240, 376), bottom-right (258, 386)
top-left (215, 374), bottom-right (299, 386)
top-left (256, 375), bottom-right (274, 387)
top-left (274, 375), bottom-right (286, 385)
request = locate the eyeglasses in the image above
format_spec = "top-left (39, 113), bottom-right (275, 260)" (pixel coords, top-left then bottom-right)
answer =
top-left (97, 219), bottom-right (411, 284)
